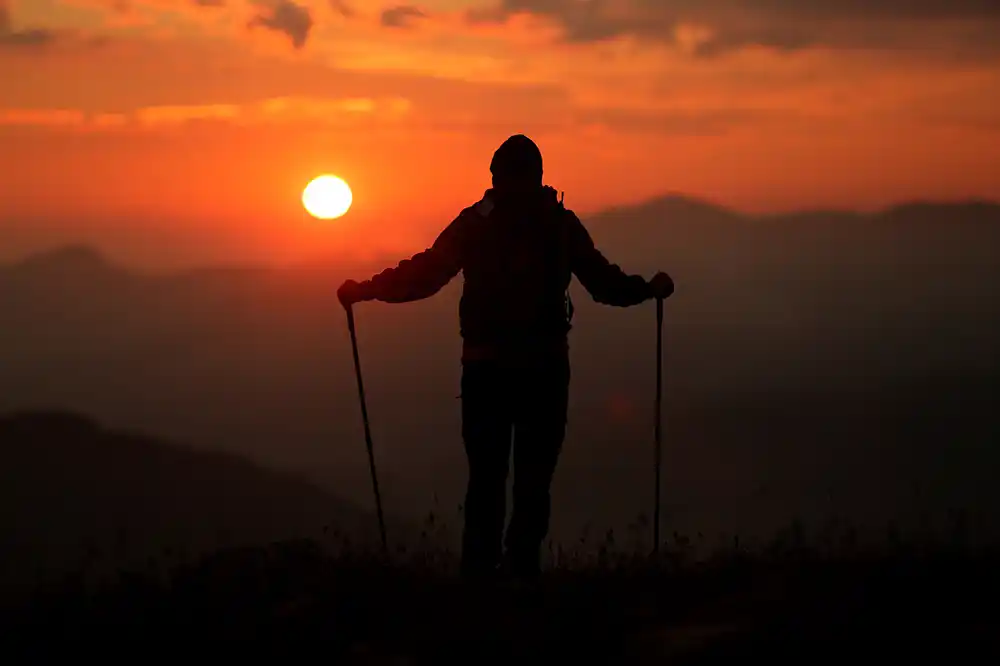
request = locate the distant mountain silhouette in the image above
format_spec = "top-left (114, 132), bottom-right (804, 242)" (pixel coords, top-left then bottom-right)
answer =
top-left (587, 193), bottom-right (1000, 228)
top-left (592, 193), bottom-right (745, 227)
top-left (4, 197), bottom-right (998, 278)
top-left (14, 244), bottom-right (115, 271)
top-left (584, 195), bottom-right (1000, 263)
top-left (5, 245), bottom-right (133, 286)
top-left (878, 199), bottom-right (1000, 222)
top-left (0, 411), bottom-right (393, 603)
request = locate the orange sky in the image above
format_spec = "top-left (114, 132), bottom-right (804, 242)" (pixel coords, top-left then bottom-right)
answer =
top-left (2, 0), bottom-right (999, 267)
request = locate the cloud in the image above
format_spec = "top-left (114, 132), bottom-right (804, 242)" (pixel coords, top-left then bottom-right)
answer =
top-left (736, 1), bottom-right (1000, 21)
top-left (136, 103), bottom-right (241, 126)
top-left (5, 2), bottom-right (996, 149)
top-left (249, 0), bottom-right (313, 49)
top-left (329, 0), bottom-right (355, 18)
top-left (0, 0), bottom-right (58, 48)
top-left (0, 108), bottom-right (85, 126)
top-left (381, 5), bottom-right (427, 29)
top-left (576, 105), bottom-right (789, 136)
top-left (0, 96), bottom-right (412, 132)
top-left (467, 0), bottom-right (1000, 56)
top-left (92, 112), bottom-right (129, 127)
top-left (255, 95), bottom-right (414, 122)
top-left (0, 104), bottom-right (235, 130)
top-left (0, 27), bottom-right (57, 48)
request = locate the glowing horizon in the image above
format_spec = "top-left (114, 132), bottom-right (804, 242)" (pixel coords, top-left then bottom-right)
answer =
top-left (2, 0), bottom-right (999, 266)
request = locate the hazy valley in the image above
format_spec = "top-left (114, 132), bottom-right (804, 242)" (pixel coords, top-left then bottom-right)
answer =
top-left (3, 195), bottom-right (999, 575)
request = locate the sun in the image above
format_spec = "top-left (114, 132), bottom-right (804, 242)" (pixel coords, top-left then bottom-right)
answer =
top-left (302, 174), bottom-right (353, 220)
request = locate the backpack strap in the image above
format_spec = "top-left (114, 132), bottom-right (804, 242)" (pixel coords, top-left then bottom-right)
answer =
top-left (550, 188), bottom-right (575, 328)
top-left (471, 186), bottom-right (576, 328)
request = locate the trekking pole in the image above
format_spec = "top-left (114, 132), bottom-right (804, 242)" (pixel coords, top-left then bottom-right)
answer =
top-left (344, 303), bottom-right (389, 558)
top-left (653, 296), bottom-right (664, 556)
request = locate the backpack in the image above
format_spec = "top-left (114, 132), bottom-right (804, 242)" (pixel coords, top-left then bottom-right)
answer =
top-left (468, 186), bottom-right (576, 334)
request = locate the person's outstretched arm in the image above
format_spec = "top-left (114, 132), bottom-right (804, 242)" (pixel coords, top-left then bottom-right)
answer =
top-left (566, 211), bottom-right (654, 307)
top-left (353, 213), bottom-right (466, 304)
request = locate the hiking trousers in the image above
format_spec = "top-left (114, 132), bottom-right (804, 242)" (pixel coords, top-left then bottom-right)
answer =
top-left (459, 350), bottom-right (570, 578)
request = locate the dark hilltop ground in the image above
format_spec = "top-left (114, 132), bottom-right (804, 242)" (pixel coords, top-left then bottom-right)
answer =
top-left (5, 530), bottom-right (1000, 663)
top-left (2, 412), bottom-right (999, 663)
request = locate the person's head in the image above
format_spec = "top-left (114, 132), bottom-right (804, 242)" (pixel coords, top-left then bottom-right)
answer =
top-left (490, 134), bottom-right (543, 194)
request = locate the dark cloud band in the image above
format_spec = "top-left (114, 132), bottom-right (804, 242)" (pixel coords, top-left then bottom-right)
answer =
top-left (249, 0), bottom-right (313, 49)
top-left (468, 0), bottom-right (1000, 55)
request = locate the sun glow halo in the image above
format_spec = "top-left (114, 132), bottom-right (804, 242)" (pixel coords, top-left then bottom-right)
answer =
top-left (302, 175), bottom-right (353, 220)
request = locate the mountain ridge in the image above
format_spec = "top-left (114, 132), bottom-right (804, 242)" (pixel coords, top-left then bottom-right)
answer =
top-left (4, 196), bottom-right (1000, 276)
top-left (0, 411), bottom-right (391, 579)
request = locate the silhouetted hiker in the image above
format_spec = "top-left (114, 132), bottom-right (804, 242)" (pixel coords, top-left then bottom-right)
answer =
top-left (338, 134), bottom-right (674, 580)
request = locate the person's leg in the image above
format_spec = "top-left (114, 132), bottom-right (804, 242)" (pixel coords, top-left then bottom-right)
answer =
top-left (504, 353), bottom-right (571, 578)
top-left (460, 359), bottom-right (513, 577)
